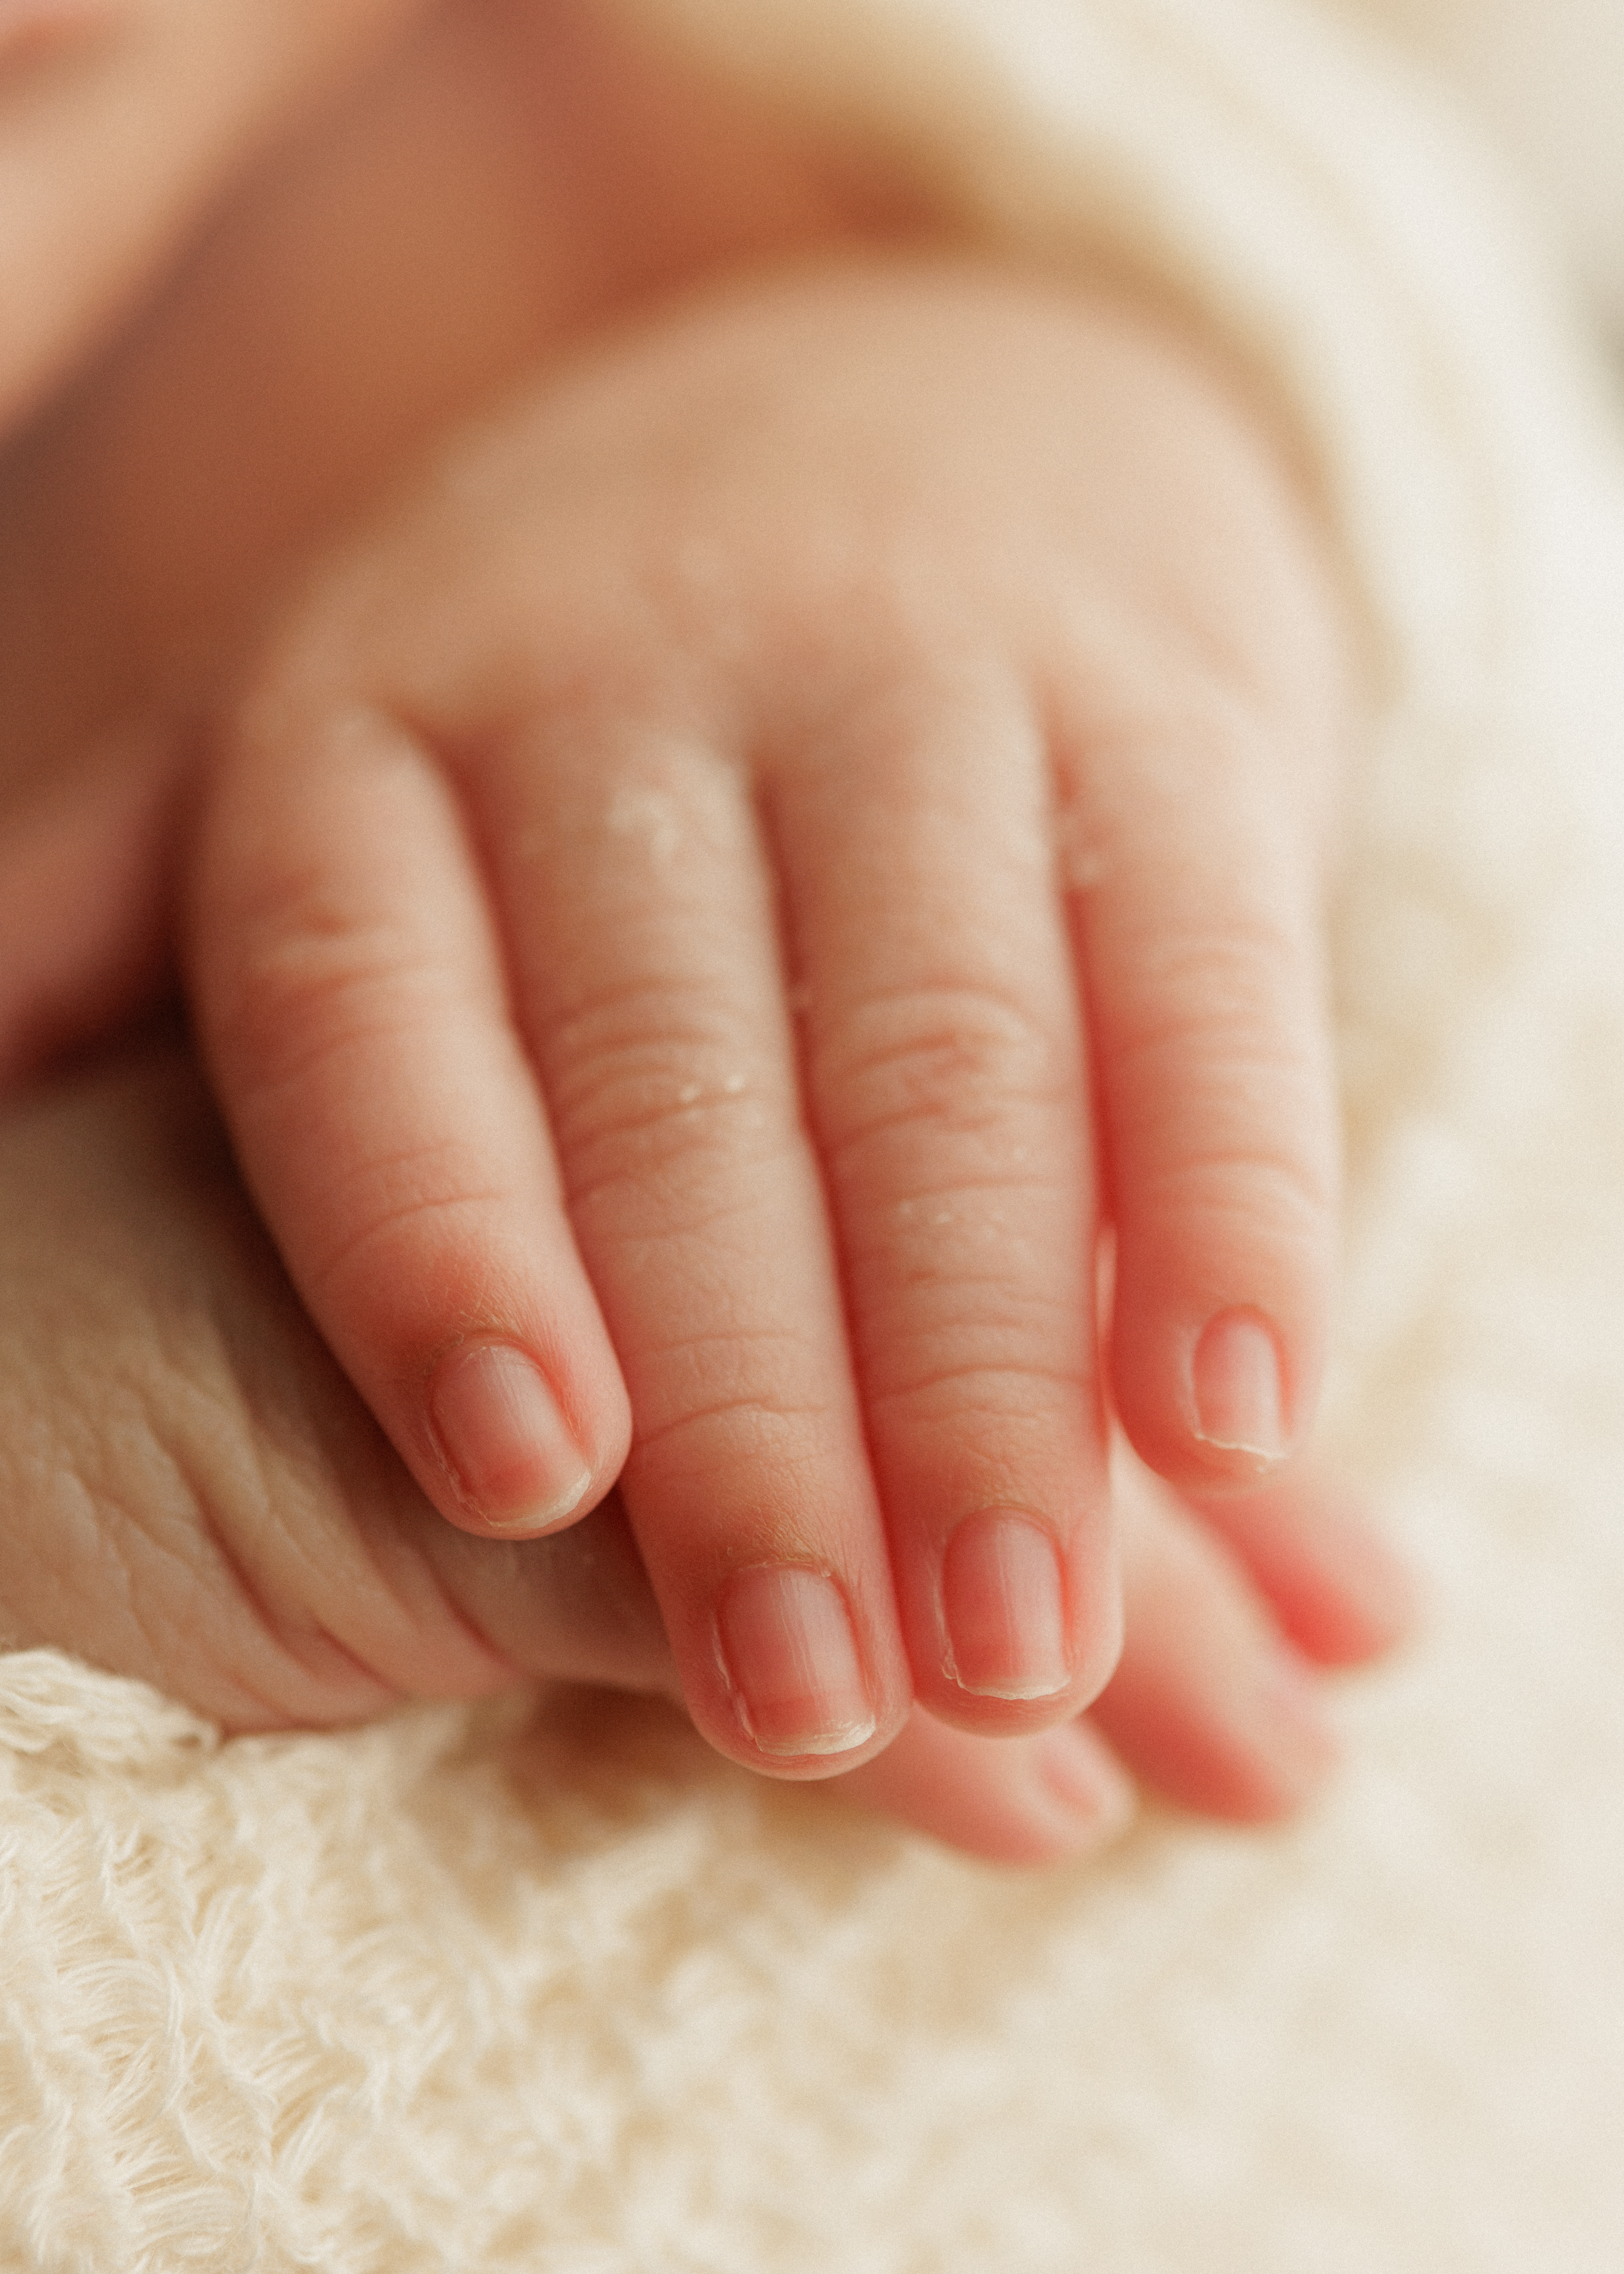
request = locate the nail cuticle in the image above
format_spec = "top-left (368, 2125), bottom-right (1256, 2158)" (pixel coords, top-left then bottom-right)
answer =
top-left (427, 1339), bottom-right (591, 1532)
top-left (1191, 1308), bottom-right (1292, 1466)
top-left (939, 1508), bottom-right (1072, 1702)
top-left (715, 1563), bottom-right (876, 1760)
top-left (747, 1713), bottom-right (878, 1760)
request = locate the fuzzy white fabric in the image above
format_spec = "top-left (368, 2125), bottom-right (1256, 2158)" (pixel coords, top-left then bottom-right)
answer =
top-left (7, 2), bottom-right (1624, 2265)
top-left (1342, 0), bottom-right (1624, 331)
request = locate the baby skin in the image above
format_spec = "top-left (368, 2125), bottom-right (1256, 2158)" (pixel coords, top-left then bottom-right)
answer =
top-left (0, 0), bottom-right (1413, 1856)
top-left (0, 1034), bottom-right (1401, 1860)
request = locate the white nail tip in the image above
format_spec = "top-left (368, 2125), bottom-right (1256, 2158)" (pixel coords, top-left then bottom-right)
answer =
top-left (752, 1715), bottom-right (878, 1759)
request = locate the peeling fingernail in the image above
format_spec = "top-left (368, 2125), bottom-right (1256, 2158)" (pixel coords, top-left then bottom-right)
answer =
top-left (1031, 1724), bottom-right (1137, 1849)
top-left (942, 1511), bottom-right (1071, 1700)
top-left (429, 1342), bottom-right (593, 1532)
top-left (1192, 1310), bottom-right (1290, 1466)
top-left (717, 1566), bottom-right (876, 1758)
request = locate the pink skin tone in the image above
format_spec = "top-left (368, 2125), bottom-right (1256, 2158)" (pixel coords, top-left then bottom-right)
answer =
top-left (0, 1037), bottom-right (1410, 1864)
top-left (0, 0), bottom-right (1416, 1853)
top-left (0, 0), bottom-right (108, 65)
top-left (175, 261), bottom-right (1350, 1781)
top-left (0, 0), bottom-right (433, 436)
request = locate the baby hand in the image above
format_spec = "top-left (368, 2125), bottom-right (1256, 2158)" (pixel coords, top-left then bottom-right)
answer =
top-left (183, 259), bottom-right (1351, 1776)
top-left (0, 1033), bottom-right (1408, 1865)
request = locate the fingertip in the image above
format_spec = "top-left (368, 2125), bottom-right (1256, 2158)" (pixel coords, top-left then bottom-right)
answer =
top-left (1230, 1650), bottom-right (1342, 1817)
top-left (713, 1563), bottom-right (881, 1766)
top-left (1094, 1627), bottom-right (1340, 1824)
top-left (1268, 1531), bottom-right (1423, 1669)
top-left (835, 1709), bottom-right (1136, 1865)
top-left (1111, 1288), bottom-right (1327, 1499)
top-left (425, 1338), bottom-right (612, 1537)
top-left (917, 1504), bottom-right (1123, 1737)
top-left (938, 1510), bottom-right (1073, 1703)
top-left (1190, 1308), bottom-right (1292, 1470)
top-left (1310, 1527), bottom-right (1425, 1662)
top-left (1194, 1475), bottom-right (1425, 1668)
top-left (1026, 1721), bottom-right (1138, 1857)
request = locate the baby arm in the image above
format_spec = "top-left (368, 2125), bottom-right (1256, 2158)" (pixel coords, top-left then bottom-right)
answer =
top-left (179, 256), bottom-right (1354, 1778)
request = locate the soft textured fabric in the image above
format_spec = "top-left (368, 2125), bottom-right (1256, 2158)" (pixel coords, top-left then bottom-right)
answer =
top-left (7, 2), bottom-right (1624, 2265)
top-left (1342, 0), bottom-right (1624, 327)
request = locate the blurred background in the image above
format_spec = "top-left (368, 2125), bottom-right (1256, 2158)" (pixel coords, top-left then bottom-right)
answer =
top-left (1343, 0), bottom-right (1624, 343)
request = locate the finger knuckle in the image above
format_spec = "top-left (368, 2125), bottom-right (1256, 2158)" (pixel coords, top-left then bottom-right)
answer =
top-left (1146, 1144), bottom-right (1337, 1252)
top-left (545, 979), bottom-right (787, 1211)
top-left (1116, 906), bottom-right (1311, 1033)
top-left (814, 982), bottom-right (1067, 1165)
top-left (633, 1375), bottom-right (831, 1467)
top-left (866, 1350), bottom-right (1083, 1428)
top-left (206, 891), bottom-right (454, 1107)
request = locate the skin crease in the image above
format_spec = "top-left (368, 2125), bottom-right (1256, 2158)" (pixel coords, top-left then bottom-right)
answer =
top-left (0, 1035), bottom-right (1403, 1862)
top-left (0, 0), bottom-right (913, 775)
top-left (0, 0), bottom-right (1417, 1854)
top-left (179, 261), bottom-right (1351, 1778)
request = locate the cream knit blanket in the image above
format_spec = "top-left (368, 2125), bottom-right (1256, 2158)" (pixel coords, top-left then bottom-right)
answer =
top-left (6, 2), bottom-right (1624, 2265)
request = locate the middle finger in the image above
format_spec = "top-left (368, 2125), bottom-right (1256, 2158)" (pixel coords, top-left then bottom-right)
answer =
top-left (769, 660), bottom-right (1118, 1728)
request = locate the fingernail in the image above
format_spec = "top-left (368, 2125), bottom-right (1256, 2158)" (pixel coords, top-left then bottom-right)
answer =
top-left (428, 1342), bottom-right (593, 1532)
top-left (1192, 1310), bottom-right (1289, 1466)
top-left (941, 1511), bottom-right (1071, 1700)
top-left (717, 1567), bottom-right (876, 1758)
top-left (1030, 1724), bottom-right (1137, 1852)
